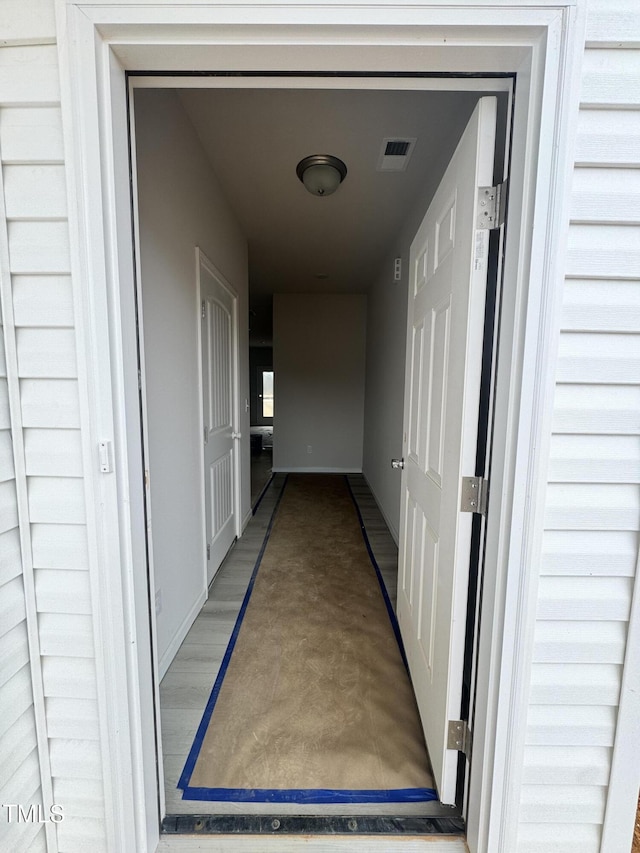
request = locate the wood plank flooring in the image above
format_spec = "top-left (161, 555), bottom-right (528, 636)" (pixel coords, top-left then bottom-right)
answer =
top-left (250, 450), bottom-right (273, 505)
top-left (160, 474), bottom-right (450, 818)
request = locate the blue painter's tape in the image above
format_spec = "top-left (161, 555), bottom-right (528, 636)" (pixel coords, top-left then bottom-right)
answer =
top-left (177, 474), bottom-right (288, 792)
top-left (180, 786), bottom-right (438, 804)
top-left (344, 475), bottom-right (410, 671)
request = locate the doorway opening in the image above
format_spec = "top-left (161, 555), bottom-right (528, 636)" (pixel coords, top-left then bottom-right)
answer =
top-left (250, 354), bottom-right (274, 506)
top-left (129, 77), bottom-right (510, 834)
top-left (60, 7), bottom-right (581, 848)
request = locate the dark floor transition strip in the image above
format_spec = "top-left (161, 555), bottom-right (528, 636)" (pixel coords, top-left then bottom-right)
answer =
top-left (162, 814), bottom-right (465, 835)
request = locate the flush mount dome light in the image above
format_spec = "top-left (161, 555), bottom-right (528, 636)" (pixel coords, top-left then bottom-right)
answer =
top-left (296, 154), bottom-right (347, 197)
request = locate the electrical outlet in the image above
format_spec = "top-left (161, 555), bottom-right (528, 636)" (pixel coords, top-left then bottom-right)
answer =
top-left (155, 589), bottom-right (162, 615)
top-left (307, 445), bottom-right (312, 454)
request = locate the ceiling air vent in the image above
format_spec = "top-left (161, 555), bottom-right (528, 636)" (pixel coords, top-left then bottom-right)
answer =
top-left (377, 137), bottom-right (417, 172)
top-left (385, 140), bottom-right (410, 156)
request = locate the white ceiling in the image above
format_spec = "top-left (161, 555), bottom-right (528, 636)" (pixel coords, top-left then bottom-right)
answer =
top-left (178, 87), bottom-right (486, 343)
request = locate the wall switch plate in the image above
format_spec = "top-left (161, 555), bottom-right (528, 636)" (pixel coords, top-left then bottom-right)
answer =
top-left (307, 445), bottom-right (312, 454)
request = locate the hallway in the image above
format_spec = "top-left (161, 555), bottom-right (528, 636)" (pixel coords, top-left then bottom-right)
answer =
top-left (160, 475), bottom-right (442, 817)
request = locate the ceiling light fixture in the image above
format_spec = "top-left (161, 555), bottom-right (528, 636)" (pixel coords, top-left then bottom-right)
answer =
top-left (296, 154), bottom-right (347, 197)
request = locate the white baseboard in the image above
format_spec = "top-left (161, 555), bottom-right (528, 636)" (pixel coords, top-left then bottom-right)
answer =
top-left (241, 507), bottom-right (253, 532)
top-left (272, 467), bottom-right (363, 474)
top-left (362, 473), bottom-right (400, 546)
top-left (157, 588), bottom-right (207, 680)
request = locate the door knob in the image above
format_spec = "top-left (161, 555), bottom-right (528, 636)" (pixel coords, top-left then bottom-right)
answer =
top-left (231, 432), bottom-right (242, 440)
top-left (391, 458), bottom-right (405, 470)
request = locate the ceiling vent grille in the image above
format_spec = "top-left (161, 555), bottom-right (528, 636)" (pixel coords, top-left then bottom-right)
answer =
top-left (377, 137), bottom-right (417, 172)
top-left (385, 140), bottom-right (411, 156)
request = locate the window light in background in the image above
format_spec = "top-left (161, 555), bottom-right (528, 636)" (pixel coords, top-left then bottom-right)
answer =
top-left (262, 371), bottom-right (274, 418)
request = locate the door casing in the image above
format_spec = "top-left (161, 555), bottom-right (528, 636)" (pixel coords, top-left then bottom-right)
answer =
top-left (57, 4), bottom-right (586, 852)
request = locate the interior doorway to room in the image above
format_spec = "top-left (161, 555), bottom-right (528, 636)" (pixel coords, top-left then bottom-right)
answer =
top-left (250, 351), bottom-right (274, 505)
top-left (130, 79), bottom-right (510, 832)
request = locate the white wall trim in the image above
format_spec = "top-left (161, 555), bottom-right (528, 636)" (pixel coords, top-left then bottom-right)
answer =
top-left (158, 589), bottom-right (207, 681)
top-left (58, 5), bottom-right (586, 852)
top-left (55, 4), bottom-right (150, 850)
top-left (241, 508), bottom-right (253, 533)
top-left (124, 82), bottom-right (166, 821)
top-left (74, 0), bottom-right (576, 7)
top-left (362, 474), bottom-right (399, 546)
top-left (273, 468), bottom-right (363, 475)
top-left (479, 6), bottom-right (587, 851)
top-left (131, 76), bottom-right (515, 93)
top-left (194, 247), bottom-right (209, 597)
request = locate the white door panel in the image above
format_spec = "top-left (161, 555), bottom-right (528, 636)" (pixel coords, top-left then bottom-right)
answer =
top-left (397, 97), bottom-right (497, 805)
top-left (199, 252), bottom-right (238, 586)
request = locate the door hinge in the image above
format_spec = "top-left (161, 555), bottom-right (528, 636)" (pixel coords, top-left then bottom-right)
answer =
top-left (477, 182), bottom-right (506, 230)
top-left (201, 300), bottom-right (206, 320)
top-left (461, 476), bottom-right (488, 515)
top-left (207, 544), bottom-right (211, 561)
top-left (448, 719), bottom-right (472, 759)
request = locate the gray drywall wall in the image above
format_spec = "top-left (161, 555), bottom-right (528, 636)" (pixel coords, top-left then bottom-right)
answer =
top-left (362, 122), bottom-right (466, 540)
top-left (134, 89), bottom-right (250, 672)
top-left (362, 93), bottom-right (506, 541)
top-left (273, 294), bottom-right (366, 472)
top-left (361, 246), bottom-right (410, 542)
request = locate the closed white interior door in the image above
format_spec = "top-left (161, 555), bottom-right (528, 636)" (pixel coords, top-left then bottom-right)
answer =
top-left (397, 97), bottom-right (497, 805)
top-left (199, 251), bottom-right (238, 585)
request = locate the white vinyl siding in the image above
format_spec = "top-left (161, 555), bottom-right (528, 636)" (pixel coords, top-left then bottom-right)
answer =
top-left (0, 9), bottom-right (107, 852)
top-left (0, 384), bottom-right (45, 852)
top-left (517, 2), bottom-right (640, 850)
top-left (0, 31), bottom-right (48, 853)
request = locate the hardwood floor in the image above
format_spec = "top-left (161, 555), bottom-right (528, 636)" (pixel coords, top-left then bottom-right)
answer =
top-left (160, 474), bottom-right (449, 817)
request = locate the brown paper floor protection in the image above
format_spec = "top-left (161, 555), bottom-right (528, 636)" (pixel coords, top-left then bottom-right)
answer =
top-left (179, 474), bottom-right (436, 803)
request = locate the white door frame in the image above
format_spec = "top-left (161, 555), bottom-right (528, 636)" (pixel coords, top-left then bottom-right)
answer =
top-left (56, 3), bottom-right (586, 852)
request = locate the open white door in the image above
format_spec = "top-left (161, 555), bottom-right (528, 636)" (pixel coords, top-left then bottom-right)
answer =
top-left (397, 97), bottom-right (497, 805)
top-left (198, 250), bottom-right (239, 586)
